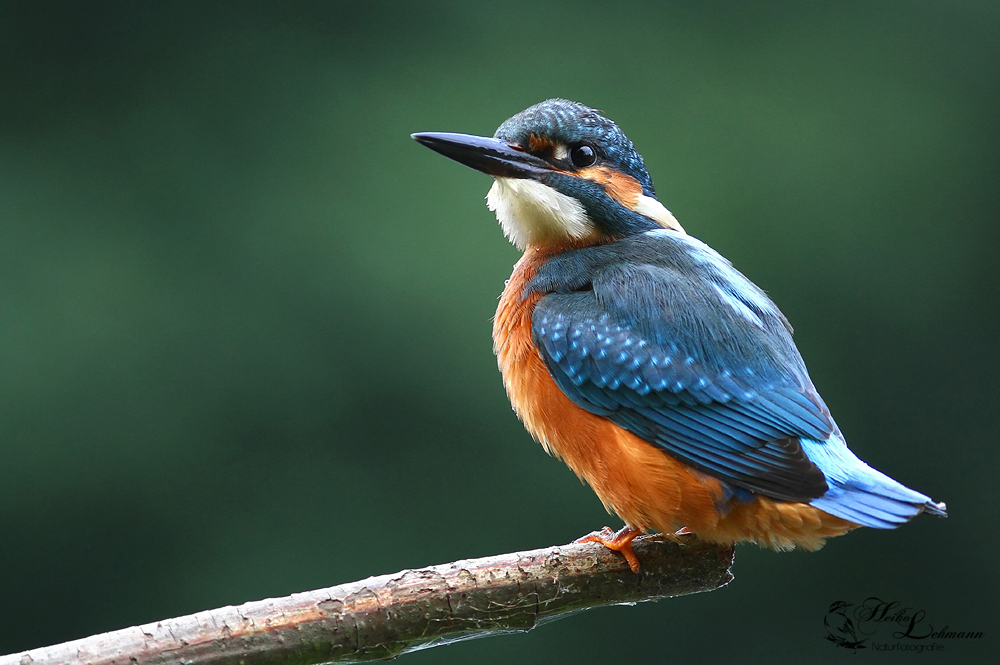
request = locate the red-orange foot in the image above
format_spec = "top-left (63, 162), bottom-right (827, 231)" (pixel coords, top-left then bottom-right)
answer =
top-left (575, 525), bottom-right (643, 574)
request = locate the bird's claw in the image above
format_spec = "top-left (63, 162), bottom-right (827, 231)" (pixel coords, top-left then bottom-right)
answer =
top-left (574, 526), bottom-right (615, 543)
top-left (574, 525), bottom-right (644, 575)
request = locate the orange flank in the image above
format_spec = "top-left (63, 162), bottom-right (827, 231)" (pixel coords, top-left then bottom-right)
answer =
top-left (494, 248), bottom-right (859, 552)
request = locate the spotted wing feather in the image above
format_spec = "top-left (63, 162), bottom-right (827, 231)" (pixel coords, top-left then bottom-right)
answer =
top-left (531, 242), bottom-right (834, 502)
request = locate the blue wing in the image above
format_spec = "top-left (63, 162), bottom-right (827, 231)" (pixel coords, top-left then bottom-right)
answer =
top-left (528, 231), bottom-right (835, 502)
top-left (528, 230), bottom-right (945, 525)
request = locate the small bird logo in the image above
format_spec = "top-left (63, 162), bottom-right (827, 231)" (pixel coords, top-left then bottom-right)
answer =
top-left (413, 99), bottom-right (946, 572)
top-left (824, 601), bottom-right (868, 649)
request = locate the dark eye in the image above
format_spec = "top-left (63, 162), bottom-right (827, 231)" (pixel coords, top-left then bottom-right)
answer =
top-left (569, 144), bottom-right (597, 168)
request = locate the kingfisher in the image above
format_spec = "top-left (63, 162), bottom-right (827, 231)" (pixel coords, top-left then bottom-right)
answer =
top-left (412, 99), bottom-right (946, 573)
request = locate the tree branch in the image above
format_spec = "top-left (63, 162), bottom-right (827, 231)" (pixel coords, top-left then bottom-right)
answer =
top-left (2, 534), bottom-right (734, 665)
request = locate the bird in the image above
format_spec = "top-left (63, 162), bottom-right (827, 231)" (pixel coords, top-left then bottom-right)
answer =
top-left (412, 99), bottom-right (946, 572)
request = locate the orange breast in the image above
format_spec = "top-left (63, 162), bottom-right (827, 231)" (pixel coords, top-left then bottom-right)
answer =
top-left (493, 248), bottom-right (857, 551)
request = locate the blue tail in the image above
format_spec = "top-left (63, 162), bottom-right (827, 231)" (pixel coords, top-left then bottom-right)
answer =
top-left (800, 433), bottom-right (947, 529)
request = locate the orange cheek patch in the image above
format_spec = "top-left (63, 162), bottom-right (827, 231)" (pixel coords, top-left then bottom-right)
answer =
top-left (576, 166), bottom-right (644, 209)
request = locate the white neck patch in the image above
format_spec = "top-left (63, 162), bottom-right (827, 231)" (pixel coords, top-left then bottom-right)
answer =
top-left (486, 177), bottom-right (595, 249)
top-left (633, 194), bottom-right (684, 232)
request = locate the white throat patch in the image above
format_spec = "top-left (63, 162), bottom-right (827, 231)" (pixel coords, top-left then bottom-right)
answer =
top-left (486, 177), bottom-right (595, 249)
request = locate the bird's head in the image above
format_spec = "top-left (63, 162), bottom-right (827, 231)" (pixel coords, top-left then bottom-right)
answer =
top-left (413, 99), bottom-right (682, 250)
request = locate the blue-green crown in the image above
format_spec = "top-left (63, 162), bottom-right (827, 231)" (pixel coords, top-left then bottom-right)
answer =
top-left (493, 99), bottom-right (656, 197)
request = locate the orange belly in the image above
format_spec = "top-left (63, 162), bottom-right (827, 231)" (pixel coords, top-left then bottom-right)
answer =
top-left (494, 248), bottom-right (857, 550)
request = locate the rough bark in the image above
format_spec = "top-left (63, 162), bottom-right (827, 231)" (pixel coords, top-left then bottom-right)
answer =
top-left (2, 534), bottom-right (734, 665)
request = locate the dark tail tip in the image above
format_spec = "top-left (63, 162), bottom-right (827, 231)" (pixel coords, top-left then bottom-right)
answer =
top-left (923, 500), bottom-right (948, 518)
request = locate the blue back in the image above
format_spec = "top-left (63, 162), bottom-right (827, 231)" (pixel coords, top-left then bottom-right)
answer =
top-left (528, 229), bottom-right (835, 502)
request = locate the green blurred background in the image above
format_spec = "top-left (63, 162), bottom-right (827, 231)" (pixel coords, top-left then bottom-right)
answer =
top-left (1, 1), bottom-right (997, 662)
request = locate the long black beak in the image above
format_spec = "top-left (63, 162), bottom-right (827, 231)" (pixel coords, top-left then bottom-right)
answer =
top-left (411, 132), bottom-right (551, 179)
